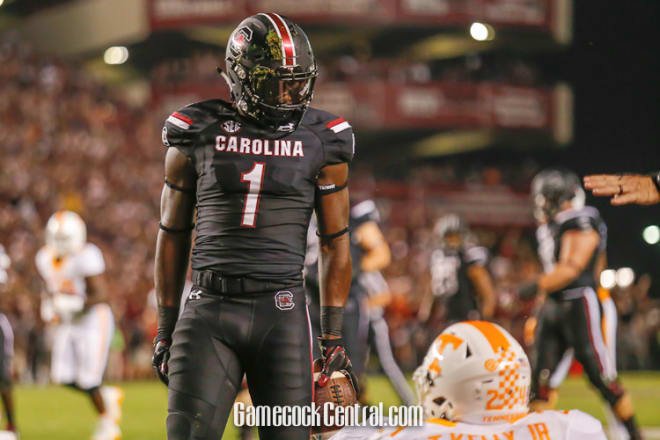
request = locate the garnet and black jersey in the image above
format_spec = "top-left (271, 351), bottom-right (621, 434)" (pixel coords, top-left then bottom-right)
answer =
top-left (535, 206), bottom-right (607, 292)
top-left (162, 99), bottom-right (354, 281)
top-left (429, 242), bottom-right (488, 321)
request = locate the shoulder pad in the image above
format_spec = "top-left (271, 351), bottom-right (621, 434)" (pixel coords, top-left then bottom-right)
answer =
top-left (464, 245), bottom-right (488, 266)
top-left (162, 100), bottom-right (231, 153)
top-left (351, 200), bottom-right (380, 224)
top-left (555, 206), bottom-right (601, 233)
top-left (303, 107), bottom-right (355, 166)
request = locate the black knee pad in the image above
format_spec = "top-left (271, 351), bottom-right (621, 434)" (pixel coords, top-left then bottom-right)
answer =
top-left (167, 390), bottom-right (219, 440)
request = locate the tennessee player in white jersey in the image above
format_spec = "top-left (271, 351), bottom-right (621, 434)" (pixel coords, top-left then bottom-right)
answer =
top-left (35, 211), bottom-right (123, 440)
top-left (330, 321), bottom-right (606, 440)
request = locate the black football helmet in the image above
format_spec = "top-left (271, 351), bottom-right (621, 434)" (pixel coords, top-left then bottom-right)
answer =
top-left (225, 13), bottom-right (318, 132)
top-left (531, 168), bottom-right (585, 220)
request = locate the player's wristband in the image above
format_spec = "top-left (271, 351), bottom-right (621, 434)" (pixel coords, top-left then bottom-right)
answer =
top-left (321, 306), bottom-right (344, 337)
top-left (647, 171), bottom-right (660, 193)
top-left (157, 305), bottom-right (179, 342)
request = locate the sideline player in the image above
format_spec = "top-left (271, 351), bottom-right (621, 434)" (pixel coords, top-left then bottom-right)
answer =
top-left (419, 214), bottom-right (496, 335)
top-left (0, 245), bottom-right (17, 437)
top-left (584, 173), bottom-right (660, 205)
top-left (35, 211), bottom-right (122, 440)
top-left (331, 320), bottom-right (607, 439)
top-left (520, 169), bottom-right (642, 439)
top-left (152, 13), bottom-right (356, 440)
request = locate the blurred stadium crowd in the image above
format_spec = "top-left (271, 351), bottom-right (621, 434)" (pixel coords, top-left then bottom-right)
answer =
top-left (1, 37), bottom-right (659, 388)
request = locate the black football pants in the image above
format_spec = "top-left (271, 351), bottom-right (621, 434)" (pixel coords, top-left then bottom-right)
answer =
top-left (166, 285), bottom-right (313, 440)
top-left (531, 287), bottom-right (623, 406)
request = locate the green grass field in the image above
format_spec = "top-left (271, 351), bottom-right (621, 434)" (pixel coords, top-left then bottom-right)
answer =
top-left (11, 372), bottom-right (660, 439)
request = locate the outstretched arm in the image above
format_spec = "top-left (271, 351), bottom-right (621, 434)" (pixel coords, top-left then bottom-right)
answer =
top-left (584, 173), bottom-right (660, 205)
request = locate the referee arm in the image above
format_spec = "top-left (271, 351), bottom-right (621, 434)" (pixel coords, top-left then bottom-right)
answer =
top-left (584, 172), bottom-right (660, 205)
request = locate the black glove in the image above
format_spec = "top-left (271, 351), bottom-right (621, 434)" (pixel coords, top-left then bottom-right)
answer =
top-left (518, 280), bottom-right (539, 300)
top-left (152, 337), bottom-right (171, 385)
top-left (315, 337), bottom-right (359, 395)
top-left (153, 305), bottom-right (179, 386)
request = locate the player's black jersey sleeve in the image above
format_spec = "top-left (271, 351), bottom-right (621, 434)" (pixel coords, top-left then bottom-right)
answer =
top-left (553, 206), bottom-right (605, 291)
top-left (161, 101), bottom-right (222, 163)
top-left (302, 108), bottom-right (355, 167)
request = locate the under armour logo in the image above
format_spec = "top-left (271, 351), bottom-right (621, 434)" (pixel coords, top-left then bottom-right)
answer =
top-left (188, 289), bottom-right (202, 300)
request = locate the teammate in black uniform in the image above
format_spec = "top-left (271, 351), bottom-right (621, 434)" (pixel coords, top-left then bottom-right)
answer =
top-left (522, 169), bottom-right (642, 440)
top-left (151, 14), bottom-right (356, 440)
top-left (419, 214), bottom-right (496, 333)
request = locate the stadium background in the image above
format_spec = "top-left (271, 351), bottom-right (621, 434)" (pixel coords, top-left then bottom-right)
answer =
top-left (0, 0), bottom-right (659, 438)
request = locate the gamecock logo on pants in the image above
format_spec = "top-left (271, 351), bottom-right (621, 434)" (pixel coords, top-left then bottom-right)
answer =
top-left (274, 291), bottom-right (295, 311)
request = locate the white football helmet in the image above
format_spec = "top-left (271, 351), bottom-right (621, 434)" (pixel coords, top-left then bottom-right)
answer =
top-left (45, 210), bottom-right (87, 257)
top-left (413, 320), bottom-right (531, 425)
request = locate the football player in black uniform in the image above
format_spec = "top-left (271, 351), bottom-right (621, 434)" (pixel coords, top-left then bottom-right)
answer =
top-left (523, 169), bottom-right (642, 440)
top-left (152, 14), bottom-right (356, 440)
top-left (419, 214), bottom-right (496, 333)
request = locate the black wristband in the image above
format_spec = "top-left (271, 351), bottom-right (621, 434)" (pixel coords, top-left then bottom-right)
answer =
top-left (157, 305), bottom-right (179, 341)
top-left (647, 171), bottom-right (660, 193)
top-left (321, 306), bottom-right (344, 337)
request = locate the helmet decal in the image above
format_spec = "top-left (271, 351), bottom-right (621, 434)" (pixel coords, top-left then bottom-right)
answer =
top-left (259, 13), bottom-right (296, 66)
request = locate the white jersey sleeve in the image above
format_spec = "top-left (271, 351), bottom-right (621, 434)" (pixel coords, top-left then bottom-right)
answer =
top-left (77, 243), bottom-right (105, 277)
top-left (329, 426), bottom-right (385, 440)
top-left (566, 410), bottom-right (607, 440)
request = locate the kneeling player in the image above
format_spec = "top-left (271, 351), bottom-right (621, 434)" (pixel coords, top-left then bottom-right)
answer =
top-left (36, 211), bottom-right (123, 440)
top-left (331, 320), bottom-right (607, 439)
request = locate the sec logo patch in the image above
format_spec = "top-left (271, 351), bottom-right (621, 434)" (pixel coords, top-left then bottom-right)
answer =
top-left (274, 291), bottom-right (295, 311)
top-left (221, 119), bottom-right (242, 134)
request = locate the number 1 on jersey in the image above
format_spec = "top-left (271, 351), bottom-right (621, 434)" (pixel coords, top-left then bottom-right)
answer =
top-left (240, 162), bottom-right (266, 227)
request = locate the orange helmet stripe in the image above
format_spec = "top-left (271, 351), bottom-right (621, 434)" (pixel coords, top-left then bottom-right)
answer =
top-left (466, 320), bottom-right (511, 352)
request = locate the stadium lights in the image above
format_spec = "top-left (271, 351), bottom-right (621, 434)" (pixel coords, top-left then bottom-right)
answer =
top-left (470, 22), bottom-right (495, 41)
top-left (643, 225), bottom-right (660, 244)
top-left (600, 269), bottom-right (616, 289)
top-left (104, 46), bottom-right (129, 65)
top-left (615, 267), bottom-right (635, 288)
